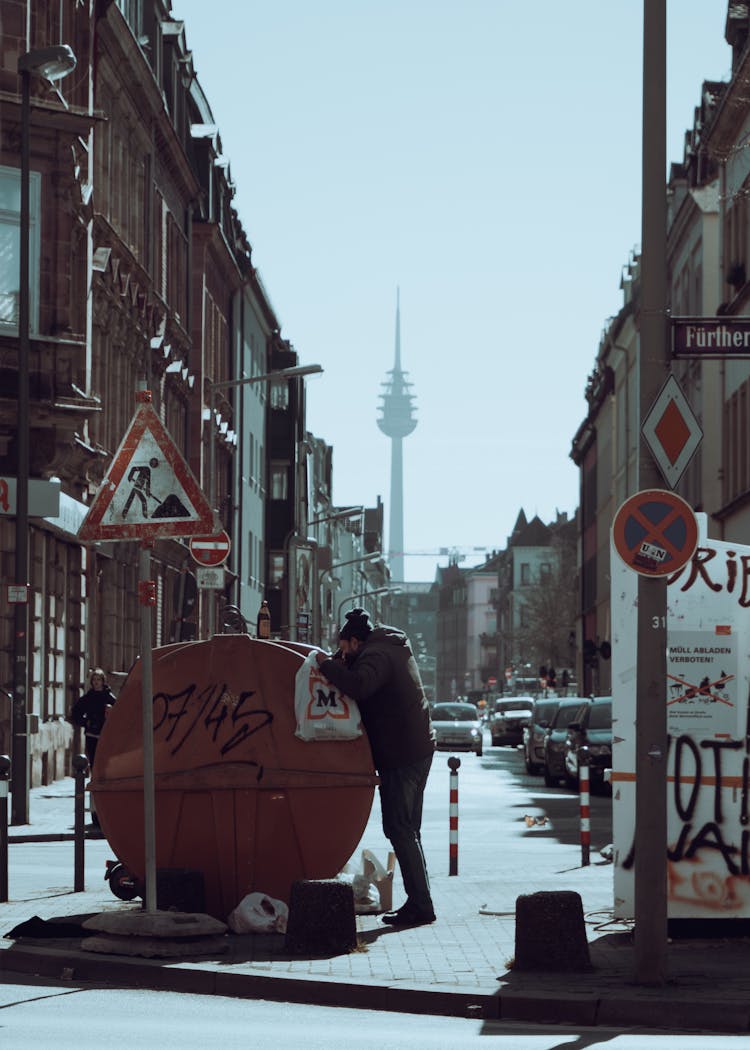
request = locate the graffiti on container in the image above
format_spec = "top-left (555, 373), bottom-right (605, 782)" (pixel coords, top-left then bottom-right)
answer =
top-left (669, 546), bottom-right (750, 604)
top-left (620, 717), bottom-right (750, 909)
top-left (152, 682), bottom-right (273, 758)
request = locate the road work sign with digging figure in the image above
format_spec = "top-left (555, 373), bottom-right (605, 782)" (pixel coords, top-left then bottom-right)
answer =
top-left (79, 397), bottom-right (215, 543)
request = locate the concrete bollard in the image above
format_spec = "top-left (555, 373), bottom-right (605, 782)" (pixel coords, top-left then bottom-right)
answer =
top-left (514, 890), bottom-right (592, 972)
top-left (285, 878), bottom-right (357, 955)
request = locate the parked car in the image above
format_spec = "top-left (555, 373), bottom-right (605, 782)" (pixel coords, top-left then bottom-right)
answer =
top-left (489, 697), bottom-right (534, 747)
top-left (431, 702), bottom-right (483, 757)
top-left (542, 697), bottom-right (590, 786)
top-left (564, 696), bottom-right (613, 787)
top-left (522, 697), bottom-right (561, 774)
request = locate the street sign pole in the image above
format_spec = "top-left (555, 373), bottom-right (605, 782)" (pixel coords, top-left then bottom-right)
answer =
top-left (139, 545), bottom-right (157, 913)
top-left (636, 0), bottom-right (669, 986)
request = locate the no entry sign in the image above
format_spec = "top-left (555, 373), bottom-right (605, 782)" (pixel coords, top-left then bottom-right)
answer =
top-left (612, 489), bottom-right (698, 577)
top-left (189, 530), bottom-right (231, 567)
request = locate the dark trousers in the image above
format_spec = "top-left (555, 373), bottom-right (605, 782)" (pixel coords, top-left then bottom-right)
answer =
top-left (378, 753), bottom-right (433, 913)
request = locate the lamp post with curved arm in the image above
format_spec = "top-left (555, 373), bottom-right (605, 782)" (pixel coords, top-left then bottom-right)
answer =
top-left (336, 586), bottom-right (401, 628)
top-left (12, 45), bottom-right (77, 826)
top-left (204, 363), bottom-right (323, 637)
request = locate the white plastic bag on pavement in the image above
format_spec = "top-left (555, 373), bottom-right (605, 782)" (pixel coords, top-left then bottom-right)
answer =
top-left (294, 651), bottom-right (362, 741)
top-left (227, 892), bottom-right (289, 934)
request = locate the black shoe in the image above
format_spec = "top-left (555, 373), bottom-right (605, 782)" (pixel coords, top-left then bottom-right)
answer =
top-left (381, 904), bottom-right (436, 927)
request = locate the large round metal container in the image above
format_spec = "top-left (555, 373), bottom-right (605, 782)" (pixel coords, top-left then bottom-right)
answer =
top-left (91, 636), bottom-right (376, 920)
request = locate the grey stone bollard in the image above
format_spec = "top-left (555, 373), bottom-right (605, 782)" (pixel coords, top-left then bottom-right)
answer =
top-left (285, 878), bottom-right (357, 956)
top-left (514, 890), bottom-right (592, 972)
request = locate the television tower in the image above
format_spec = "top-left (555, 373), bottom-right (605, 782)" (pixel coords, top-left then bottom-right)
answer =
top-left (377, 289), bottom-right (417, 583)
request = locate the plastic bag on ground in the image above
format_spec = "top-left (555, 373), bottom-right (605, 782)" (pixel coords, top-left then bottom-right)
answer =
top-left (227, 892), bottom-right (289, 934)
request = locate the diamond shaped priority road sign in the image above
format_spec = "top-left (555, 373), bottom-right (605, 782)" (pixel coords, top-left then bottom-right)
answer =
top-left (641, 374), bottom-right (703, 489)
top-left (79, 397), bottom-right (217, 542)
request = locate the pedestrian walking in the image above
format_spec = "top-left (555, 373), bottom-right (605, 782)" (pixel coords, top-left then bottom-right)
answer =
top-left (314, 608), bottom-right (437, 927)
top-left (70, 668), bottom-right (116, 770)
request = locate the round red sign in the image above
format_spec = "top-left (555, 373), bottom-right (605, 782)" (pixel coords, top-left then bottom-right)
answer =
top-left (612, 489), bottom-right (698, 577)
top-left (188, 530), bottom-right (231, 567)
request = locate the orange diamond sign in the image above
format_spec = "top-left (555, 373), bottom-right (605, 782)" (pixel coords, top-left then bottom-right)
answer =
top-left (642, 375), bottom-right (702, 488)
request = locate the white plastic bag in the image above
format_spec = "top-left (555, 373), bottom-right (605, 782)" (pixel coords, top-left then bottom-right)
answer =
top-left (337, 849), bottom-right (395, 914)
top-left (227, 892), bottom-right (289, 934)
top-left (294, 651), bottom-right (362, 741)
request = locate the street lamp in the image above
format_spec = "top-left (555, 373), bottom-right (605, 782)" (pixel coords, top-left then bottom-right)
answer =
top-left (12, 44), bottom-right (77, 826)
top-left (204, 363), bottom-right (323, 636)
top-left (307, 506), bottom-right (364, 530)
top-left (336, 586), bottom-right (401, 627)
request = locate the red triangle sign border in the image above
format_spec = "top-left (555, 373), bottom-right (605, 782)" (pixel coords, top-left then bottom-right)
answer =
top-left (78, 401), bottom-right (217, 542)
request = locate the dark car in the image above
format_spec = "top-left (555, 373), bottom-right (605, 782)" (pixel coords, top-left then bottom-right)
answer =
top-left (489, 697), bottom-right (534, 748)
top-left (542, 697), bottom-right (590, 786)
top-left (564, 696), bottom-right (613, 787)
top-left (522, 697), bottom-right (561, 774)
top-left (431, 702), bottom-right (483, 757)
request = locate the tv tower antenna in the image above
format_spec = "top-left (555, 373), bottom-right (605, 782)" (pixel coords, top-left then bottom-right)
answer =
top-left (377, 288), bottom-right (417, 583)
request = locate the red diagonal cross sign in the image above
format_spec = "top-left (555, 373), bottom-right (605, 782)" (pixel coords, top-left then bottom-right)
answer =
top-left (666, 671), bottom-right (735, 707)
top-left (628, 504), bottom-right (682, 560)
top-left (612, 489), bottom-right (698, 577)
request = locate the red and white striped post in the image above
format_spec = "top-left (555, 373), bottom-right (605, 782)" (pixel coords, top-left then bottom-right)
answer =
top-left (579, 746), bottom-right (590, 866)
top-left (448, 756), bottom-right (461, 875)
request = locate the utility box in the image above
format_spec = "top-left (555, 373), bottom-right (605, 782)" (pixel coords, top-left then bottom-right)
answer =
top-left (612, 514), bottom-right (750, 920)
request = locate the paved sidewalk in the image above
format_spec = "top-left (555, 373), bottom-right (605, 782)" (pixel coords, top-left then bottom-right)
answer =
top-left (3, 778), bottom-right (750, 1033)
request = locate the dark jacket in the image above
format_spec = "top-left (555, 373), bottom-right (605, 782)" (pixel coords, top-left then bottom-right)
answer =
top-left (319, 625), bottom-right (435, 772)
top-left (70, 686), bottom-right (116, 738)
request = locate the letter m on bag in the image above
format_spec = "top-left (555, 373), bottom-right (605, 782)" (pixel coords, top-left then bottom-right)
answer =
top-left (307, 687), bottom-right (351, 721)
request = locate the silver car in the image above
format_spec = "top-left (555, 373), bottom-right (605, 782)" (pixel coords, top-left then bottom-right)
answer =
top-left (431, 702), bottom-right (483, 757)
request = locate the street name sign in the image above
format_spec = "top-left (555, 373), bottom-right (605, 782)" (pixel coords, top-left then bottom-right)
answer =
top-left (189, 530), bottom-right (231, 567)
top-left (79, 399), bottom-right (216, 542)
top-left (672, 316), bottom-right (750, 358)
top-left (612, 489), bottom-right (698, 577)
top-left (641, 374), bottom-right (702, 488)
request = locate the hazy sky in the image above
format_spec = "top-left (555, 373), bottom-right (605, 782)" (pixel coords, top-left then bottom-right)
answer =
top-left (171, 0), bottom-right (732, 582)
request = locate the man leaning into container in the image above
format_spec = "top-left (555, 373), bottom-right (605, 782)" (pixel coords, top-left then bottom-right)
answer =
top-left (314, 608), bottom-right (436, 927)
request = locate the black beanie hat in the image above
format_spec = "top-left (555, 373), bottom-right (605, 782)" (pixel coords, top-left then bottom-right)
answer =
top-left (339, 607), bottom-right (373, 642)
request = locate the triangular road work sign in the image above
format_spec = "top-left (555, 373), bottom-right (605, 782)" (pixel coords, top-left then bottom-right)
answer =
top-left (79, 397), bottom-right (217, 542)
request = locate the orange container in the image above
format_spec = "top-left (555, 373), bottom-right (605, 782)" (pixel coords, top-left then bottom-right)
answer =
top-left (91, 636), bottom-right (376, 920)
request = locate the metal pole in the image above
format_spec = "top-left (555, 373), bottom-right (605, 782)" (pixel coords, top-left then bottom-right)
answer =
top-left (11, 68), bottom-right (31, 826)
top-left (579, 746), bottom-right (590, 867)
top-left (207, 385), bottom-right (216, 638)
top-left (0, 755), bottom-right (10, 900)
top-left (72, 753), bottom-right (88, 892)
top-left (448, 757), bottom-right (460, 875)
top-left (636, 0), bottom-right (669, 985)
top-left (139, 545), bottom-right (158, 912)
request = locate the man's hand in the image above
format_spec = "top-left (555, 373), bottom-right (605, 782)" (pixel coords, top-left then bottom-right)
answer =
top-left (314, 650), bottom-right (329, 667)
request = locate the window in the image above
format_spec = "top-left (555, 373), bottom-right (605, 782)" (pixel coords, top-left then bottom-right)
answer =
top-left (269, 553), bottom-right (284, 586)
top-left (270, 462), bottom-right (289, 501)
top-left (540, 562), bottom-right (551, 579)
top-left (0, 166), bottom-right (41, 333)
top-left (270, 379), bottom-right (289, 410)
top-left (520, 563), bottom-right (531, 585)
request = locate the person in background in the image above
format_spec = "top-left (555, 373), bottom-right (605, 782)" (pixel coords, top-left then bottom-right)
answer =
top-left (315, 608), bottom-right (436, 927)
top-left (70, 668), bottom-right (116, 771)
